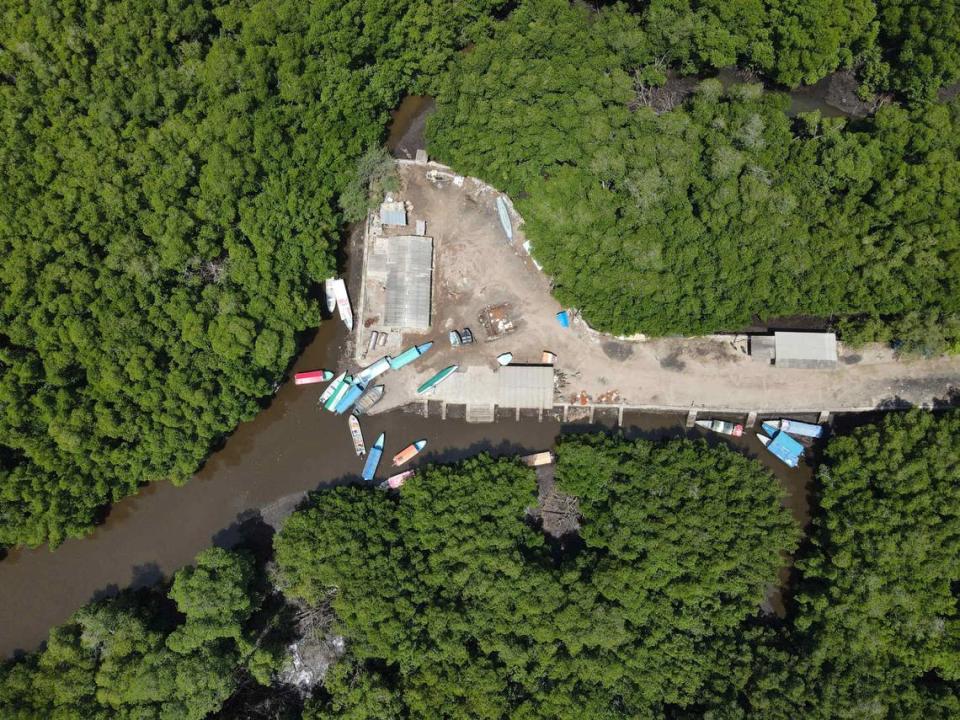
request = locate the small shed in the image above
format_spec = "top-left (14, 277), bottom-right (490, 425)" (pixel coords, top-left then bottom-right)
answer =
top-left (773, 332), bottom-right (838, 369)
top-left (379, 201), bottom-right (407, 226)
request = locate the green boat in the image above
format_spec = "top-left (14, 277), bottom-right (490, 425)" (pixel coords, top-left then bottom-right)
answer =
top-left (416, 365), bottom-right (458, 394)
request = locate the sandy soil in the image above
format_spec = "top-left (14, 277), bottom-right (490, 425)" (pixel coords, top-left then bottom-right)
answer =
top-left (354, 162), bottom-right (959, 415)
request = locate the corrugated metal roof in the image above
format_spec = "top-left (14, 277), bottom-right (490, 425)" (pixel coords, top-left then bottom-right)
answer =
top-left (432, 365), bottom-right (555, 409)
top-left (380, 201), bottom-right (407, 226)
top-left (378, 235), bottom-right (433, 329)
top-left (774, 332), bottom-right (837, 369)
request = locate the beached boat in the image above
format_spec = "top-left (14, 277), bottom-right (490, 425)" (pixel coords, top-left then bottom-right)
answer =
top-left (348, 415), bottom-right (365, 456)
top-left (318, 371), bottom-right (346, 405)
top-left (496, 352), bottom-right (513, 366)
top-left (361, 433), bottom-right (385, 481)
top-left (294, 369), bottom-right (334, 385)
top-left (757, 431), bottom-right (803, 468)
top-left (521, 451), bottom-right (554, 467)
top-left (417, 365), bottom-right (458, 394)
top-left (385, 469), bottom-right (414, 489)
top-left (366, 331), bottom-right (379, 355)
top-left (448, 330), bottom-right (461, 347)
top-left (330, 278), bottom-right (353, 331)
top-left (765, 419), bottom-right (824, 438)
top-left (323, 374), bottom-right (352, 411)
top-left (389, 342), bottom-right (434, 371)
top-left (392, 440), bottom-right (426, 467)
top-left (378, 332), bottom-right (387, 347)
top-left (354, 385), bottom-right (384, 415)
top-left (334, 381), bottom-right (366, 415)
top-left (541, 351), bottom-right (557, 365)
top-left (324, 279), bottom-right (336, 314)
top-left (695, 419), bottom-right (744, 437)
top-left (355, 357), bottom-right (392, 385)
top-left (496, 196), bottom-right (513, 241)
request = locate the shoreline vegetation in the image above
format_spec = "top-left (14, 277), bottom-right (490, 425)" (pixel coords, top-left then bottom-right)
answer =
top-left (2, 412), bottom-right (958, 718)
top-left (2, 0), bottom-right (958, 549)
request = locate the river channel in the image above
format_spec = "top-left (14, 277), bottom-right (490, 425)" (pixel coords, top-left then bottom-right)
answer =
top-left (0, 87), bottom-right (836, 659)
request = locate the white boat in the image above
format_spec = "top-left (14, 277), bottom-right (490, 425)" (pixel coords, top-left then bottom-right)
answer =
top-left (695, 419), bottom-right (744, 437)
top-left (348, 415), bottom-right (365, 456)
top-left (324, 279), bottom-right (336, 314)
top-left (521, 451), bottom-right (553, 467)
top-left (366, 331), bottom-right (379, 355)
top-left (318, 371), bottom-right (346, 405)
top-left (496, 352), bottom-right (513, 366)
top-left (330, 278), bottom-right (353, 331)
top-left (766, 419), bottom-right (824, 438)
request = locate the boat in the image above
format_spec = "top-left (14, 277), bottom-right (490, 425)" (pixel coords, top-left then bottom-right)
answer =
top-left (541, 350), bottom-right (557, 365)
top-left (521, 451), bottom-right (554, 467)
top-left (378, 332), bottom-right (387, 347)
top-left (318, 371), bottom-right (346, 405)
top-left (416, 365), bottom-right (458, 394)
top-left (354, 384), bottom-right (384, 415)
top-left (496, 195), bottom-right (513, 241)
top-left (324, 279), bottom-right (336, 314)
top-left (392, 440), bottom-right (426, 467)
top-left (361, 433), bottom-right (385, 481)
top-left (461, 328), bottom-right (474, 345)
top-left (294, 369), bottom-right (334, 385)
top-left (334, 381), bottom-right (367, 415)
top-left (757, 431), bottom-right (803, 468)
top-left (496, 352), bottom-right (513, 366)
top-left (389, 342), bottom-right (434, 371)
top-left (330, 278), bottom-right (353, 331)
top-left (386, 469), bottom-right (414, 489)
top-left (695, 419), bottom-right (744, 437)
top-left (366, 331), bottom-right (379, 355)
top-left (348, 415), bottom-right (365, 456)
top-left (448, 330), bottom-right (461, 347)
top-left (323, 374), bottom-right (353, 411)
top-left (765, 419), bottom-right (824, 438)
top-left (355, 356), bottom-right (392, 384)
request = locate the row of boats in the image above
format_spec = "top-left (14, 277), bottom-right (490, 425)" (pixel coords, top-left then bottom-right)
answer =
top-left (695, 417), bottom-right (824, 468)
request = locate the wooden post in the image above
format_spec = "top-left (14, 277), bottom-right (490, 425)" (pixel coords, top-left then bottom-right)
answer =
top-left (441, 402), bottom-right (447, 420)
top-left (686, 410), bottom-right (697, 428)
top-left (563, 404), bottom-right (569, 422)
top-left (618, 405), bottom-right (624, 426)
top-left (515, 406), bottom-right (520, 421)
top-left (818, 411), bottom-right (830, 424)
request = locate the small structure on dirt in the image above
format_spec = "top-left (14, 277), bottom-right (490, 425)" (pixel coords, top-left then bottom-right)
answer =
top-left (379, 200), bottom-right (407, 227)
top-left (773, 331), bottom-right (838, 369)
top-left (748, 332), bottom-right (837, 369)
top-left (479, 303), bottom-right (518, 340)
top-left (367, 235), bottom-right (433, 329)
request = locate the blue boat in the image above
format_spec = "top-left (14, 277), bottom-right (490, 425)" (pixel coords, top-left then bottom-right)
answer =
top-left (361, 433), bottom-right (385, 481)
top-left (334, 381), bottom-right (367, 415)
top-left (388, 342), bottom-right (433, 371)
top-left (758, 431), bottom-right (804, 468)
top-left (768, 419), bottom-right (824, 438)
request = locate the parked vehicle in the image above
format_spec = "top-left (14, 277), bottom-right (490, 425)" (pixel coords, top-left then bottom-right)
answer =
top-left (448, 330), bottom-right (461, 347)
top-left (460, 327), bottom-right (474, 345)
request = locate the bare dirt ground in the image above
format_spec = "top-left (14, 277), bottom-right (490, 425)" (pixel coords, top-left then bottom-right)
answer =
top-left (357, 162), bottom-right (960, 415)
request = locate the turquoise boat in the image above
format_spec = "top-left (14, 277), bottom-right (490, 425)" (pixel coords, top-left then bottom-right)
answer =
top-left (388, 342), bottom-right (434, 371)
top-left (323, 374), bottom-right (352, 411)
top-left (361, 433), bottom-right (385, 481)
top-left (416, 365), bottom-right (457, 394)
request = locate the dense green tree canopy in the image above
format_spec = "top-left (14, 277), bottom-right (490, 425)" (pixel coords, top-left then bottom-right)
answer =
top-left (0, 547), bottom-right (269, 719)
top-left (0, 0), bottom-right (493, 547)
top-left (276, 439), bottom-right (797, 718)
top-left (428, 0), bottom-right (960, 345)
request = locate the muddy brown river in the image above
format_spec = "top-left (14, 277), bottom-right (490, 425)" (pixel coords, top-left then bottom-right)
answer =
top-left (0, 93), bottom-right (821, 659)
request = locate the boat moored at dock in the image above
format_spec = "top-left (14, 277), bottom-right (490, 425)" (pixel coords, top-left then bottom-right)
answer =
top-left (294, 369), bottom-right (334, 385)
top-left (765, 419), bottom-right (824, 438)
top-left (354, 385), bottom-right (385, 415)
top-left (695, 419), bottom-right (744, 437)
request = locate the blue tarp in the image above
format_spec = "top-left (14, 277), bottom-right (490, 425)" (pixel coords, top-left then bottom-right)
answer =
top-left (556, 310), bottom-right (570, 328)
top-left (766, 431), bottom-right (804, 468)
